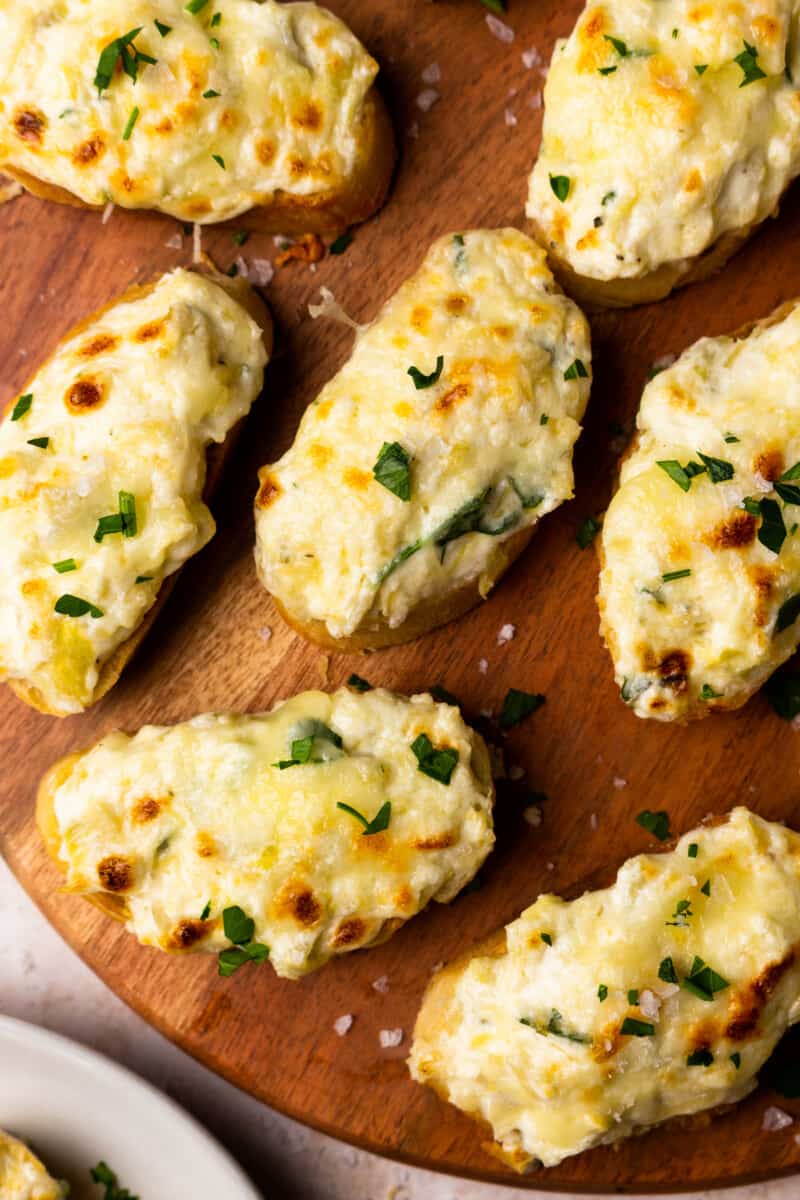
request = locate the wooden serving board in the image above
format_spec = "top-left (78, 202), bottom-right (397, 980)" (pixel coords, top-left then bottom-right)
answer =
top-left (4, 1), bottom-right (800, 1191)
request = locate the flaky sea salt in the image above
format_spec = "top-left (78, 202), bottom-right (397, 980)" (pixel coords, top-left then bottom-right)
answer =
top-left (763, 1106), bottom-right (793, 1132)
top-left (421, 62), bottom-right (441, 84)
top-left (416, 89), bottom-right (440, 112)
top-left (613, 776), bottom-right (627, 790)
top-left (486, 13), bottom-right (514, 43)
top-left (379, 1028), bottom-right (403, 1049)
top-left (528, 91), bottom-right (543, 110)
top-left (371, 975), bottom-right (390, 994)
top-left (504, 108), bottom-right (518, 127)
top-left (165, 232), bottom-right (183, 250)
top-left (639, 989), bottom-right (661, 1019)
top-left (258, 627), bottom-right (272, 642)
top-left (477, 658), bottom-right (488, 674)
top-left (250, 258), bottom-right (274, 286)
top-left (522, 46), bottom-right (542, 69)
top-left (523, 805), bottom-right (543, 827)
top-left (497, 623), bottom-right (516, 645)
top-left (333, 1014), bottom-right (353, 1037)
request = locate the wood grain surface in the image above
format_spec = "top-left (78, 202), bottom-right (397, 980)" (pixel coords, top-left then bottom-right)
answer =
top-left (3, 0), bottom-right (800, 1191)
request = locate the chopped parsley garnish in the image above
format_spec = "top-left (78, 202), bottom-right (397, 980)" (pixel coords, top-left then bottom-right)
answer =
top-left (134, 574), bottom-right (153, 584)
top-left (776, 593), bottom-right (800, 634)
top-left (758, 497), bottom-right (787, 555)
top-left (662, 568), bottom-right (691, 582)
top-left (210, 36), bottom-right (220, 49)
top-left (210, 11), bottom-right (222, 25)
top-left (549, 174), bottom-right (571, 202)
top-left (564, 358), bottom-right (588, 381)
top-left (666, 898), bottom-right (693, 927)
top-left (734, 40), bottom-right (767, 87)
top-left (122, 106), bottom-right (140, 140)
top-left (90, 1161), bottom-right (139, 1200)
top-left (10, 393), bottom-right (32, 421)
top-left (687, 1048), bottom-right (713, 1067)
top-left (700, 684), bottom-right (721, 701)
top-left (545, 1009), bottom-right (588, 1042)
top-left (94, 491), bottom-right (138, 542)
top-left (620, 1017), bottom-right (654, 1037)
top-left (429, 683), bottom-right (460, 707)
top-left (500, 688), bottom-right (545, 729)
top-left (636, 809), bottom-right (671, 841)
top-left (540, 413), bottom-right (549, 425)
top-left (218, 905), bottom-right (269, 977)
top-left (765, 671), bottom-right (800, 720)
top-left (628, 989), bottom-right (639, 1005)
top-left (347, 673), bottom-right (372, 692)
top-left (656, 459), bottom-right (692, 492)
top-left (408, 355), bottom-right (444, 390)
top-left (680, 955), bottom-right (729, 1002)
top-left (701, 878), bottom-right (711, 896)
top-left (337, 800), bottom-right (392, 836)
top-left (154, 19), bottom-right (172, 36)
top-left (688, 843), bottom-right (698, 858)
top-left (598, 983), bottom-right (608, 1001)
top-left (54, 594), bottom-right (103, 619)
top-left (95, 28), bottom-right (156, 95)
top-left (658, 956), bottom-right (678, 984)
top-left (775, 461), bottom-right (800, 505)
top-left (186, 0), bottom-right (210, 11)
top-left (696, 452), bottom-right (734, 483)
top-left (540, 932), bottom-right (553, 946)
top-left (599, 66), bottom-right (617, 75)
top-left (231, 230), bottom-right (249, 245)
top-left (602, 190), bottom-right (616, 205)
top-left (411, 733), bottom-right (458, 784)
top-left (695, 64), bottom-right (708, 75)
top-left (373, 441), bottom-right (411, 501)
top-left (621, 676), bottom-right (649, 703)
top-left (479, 0), bottom-right (506, 12)
top-left (200, 900), bottom-right (211, 921)
top-left (724, 433), bottom-right (740, 443)
top-left (53, 558), bottom-right (77, 574)
top-left (731, 1052), bottom-right (741, 1069)
top-left (203, 89), bottom-right (220, 98)
top-left (212, 153), bottom-right (226, 169)
top-left (27, 436), bottom-right (49, 448)
top-left (604, 34), bottom-right (629, 57)
top-left (274, 721), bottom-right (342, 768)
top-left (576, 516), bottom-right (601, 549)
top-left (226, 263), bottom-right (239, 278)
top-left (329, 232), bottom-right (353, 255)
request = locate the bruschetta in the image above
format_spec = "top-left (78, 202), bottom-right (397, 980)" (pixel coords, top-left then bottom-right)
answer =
top-left (0, 0), bottom-right (394, 233)
top-left (254, 228), bottom-right (592, 649)
top-left (0, 268), bottom-right (270, 717)
top-left (0, 1129), bottom-right (66, 1200)
top-left (599, 299), bottom-right (800, 721)
top-left (37, 686), bottom-right (495, 980)
top-left (410, 807), bottom-right (800, 1172)
top-left (527, 2), bottom-right (800, 307)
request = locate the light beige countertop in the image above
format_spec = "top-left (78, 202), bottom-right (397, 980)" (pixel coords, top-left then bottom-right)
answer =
top-left (0, 855), bottom-right (796, 1200)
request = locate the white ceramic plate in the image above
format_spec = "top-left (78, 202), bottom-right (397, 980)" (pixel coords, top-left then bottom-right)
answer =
top-left (0, 1015), bottom-right (263, 1200)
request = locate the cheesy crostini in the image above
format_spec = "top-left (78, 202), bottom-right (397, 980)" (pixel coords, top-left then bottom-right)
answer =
top-left (410, 807), bottom-right (800, 1172)
top-left (254, 228), bottom-right (592, 649)
top-left (0, 0), bottom-right (394, 233)
top-left (599, 300), bottom-right (800, 722)
top-left (0, 1130), bottom-right (66, 1200)
top-left (37, 687), bottom-right (495, 980)
top-left (0, 268), bottom-right (269, 717)
top-left (527, 1), bottom-right (800, 307)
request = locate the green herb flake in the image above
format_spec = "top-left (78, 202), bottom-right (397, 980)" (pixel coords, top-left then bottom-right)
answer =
top-left (200, 900), bottom-right (211, 921)
top-left (231, 230), bottom-right (249, 245)
top-left (479, 0), bottom-right (506, 12)
top-left (687, 1048), bottom-right (713, 1067)
top-left (52, 558), bottom-right (77, 574)
top-left (540, 413), bottom-right (549, 425)
top-left (329, 231), bottom-right (353, 255)
top-left (90, 1161), bottom-right (139, 1200)
top-left (347, 673), bottom-right (372, 692)
top-left (500, 688), bottom-right (545, 729)
top-left (212, 153), bottom-right (226, 169)
top-left (541, 932), bottom-right (553, 946)
top-left (604, 35), bottom-right (629, 56)
top-left (734, 39), bottom-right (767, 87)
top-left (222, 905), bottom-right (253, 945)
top-left (701, 878), bottom-right (711, 896)
top-left (598, 983), bottom-right (608, 1001)
top-left (337, 799), bottom-right (392, 836)
top-left (599, 66), bottom-right (618, 75)
top-left (696, 451), bottom-right (734, 483)
top-left (636, 809), bottom-right (671, 841)
top-left (695, 64), bottom-right (708, 75)
top-left (10, 393), bottom-right (32, 421)
top-left (662, 568), bottom-right (691, 582)
top-left (759, 497), bottom-right (787, 555)
top-left (27, 436), bottom-right (49, 448)
top-left (765, 671), bottom-right (800, 720)
top-left (546, 1008), bottom-right (589, 1043)
top-left (122, 105), bottom-right (140, 140)
top-left (602, 190), bottom-right (616, 205)
top-left (628, 989), bottom-right (639, 1005)
top-left (700, 683), bottom-right (721, 701)
top-left (210, 11), bottom-right (222, 25)
top-left (210, 36), bottom-right (220, 49)
top-left (94, 28), bottom-right (155, 95)
top-left (620, 1017), bottom-right (655, 1037)
top-left (688, 843), bottom-right (699, 858)
top-left (203, 88), bottom-right (220, 98)
top-left (154, 19), bottom-right (172, 36)
top-left (408, 355), bottom-right (444, 390)
top-left (134, 574), bottom-right (153, 584)
top-left (657, 459), bottom-right (691, 492)
top-left (658, 956), bottom-right (678, 984)
top-left (576, 516), bottom-right (601, 549)
top-left (724, 433), bottom-right (740, 443)
top-left (186, 0), bottom-right (210, 11)
top-left (731, 1052), bottom-right (741, 1069)
top-left (429, 684), bottom-right (460, 707)
top-left (54, 594), bottom-right (103, 619)
top-left (373, 441), bottom-right (411, 501)
top-left (549, 174), bottom-right (571, 202)
top-left (666, 898), bottom-right (693, 927)
top-left (564, 358), bottom-right (588, 381)
top-left (680, 955), bottom-right (729, 1002)
top-left (411, 733), bottom-right (459, 785)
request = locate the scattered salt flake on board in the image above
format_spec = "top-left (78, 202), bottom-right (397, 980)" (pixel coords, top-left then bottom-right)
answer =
top-left (509, 765), bottom-right (525, 781)
top-left (523, 804), bottom-right (543, 827)
top-left (589, 812), bottom-right (598, 830)
top-left (522, 46), bottom-right (542, 69)
top-left (763, 1106), bottom-right (793, 1132)
top-left (165, 232), bottom-right (183, 250)
top-left (333, 1014), bottom-right (353, 1037)
top-left (101, 201), bottom-right (115, 225)
top-left (249, 258), bottom-right (274, 287)
top-left (371, 975), bottom-right (390, 994)
top-left (421, 62), bottom-right (441, 84)
top-left (477, 658), bottom-right (488, 674)
top-left (193, 223), bottom-right (202, 263)
top-left (546, 861), bottom-right (555, 871)
top-left (486, 13), bottom-right (514, 43)
top-left (416, 88), bottom-right (440, 112)
top-left (273, 234), bottom-right (292, 249)
top-left (613, 776), bottom-right (627, 789)
top-left (308, 286), bottom-right (361, 330)
top-left (407, 121), bottom-right (420, 140)
top-left (379, 1028), bottom-right (403, 1049)
top-left (235, 255), bottom-right (249, 278)
top-left (258, 627), bottom-right (272, 642)
top-left (504, 108), bottom-right (518, 127)
top-left (497, 623), bottom-right (516, 645)
top-left (528, 92), bottom-right (542, 110)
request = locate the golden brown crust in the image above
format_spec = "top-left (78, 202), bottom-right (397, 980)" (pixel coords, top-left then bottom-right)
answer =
top-left (273, 525), bottom-right (535, 652)
top-left (4, 88), bottom-right (394, 236)
top-left (528, 219), bottom-right (759, 311)
top-left (596, 296), bottom-right (800, 722)
top-left (6, 271), bottom-right (273, 718)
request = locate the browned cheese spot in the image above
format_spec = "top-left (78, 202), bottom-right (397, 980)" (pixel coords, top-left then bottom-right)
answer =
top-left (275, 233), bottom-right (324, 267)
top-left (65, 378), bottom-right (105, 413)
top-left (134, 319), bottom-right (166, 343)
top-left (97, 854), bottom-right (133, 892)
top-left (725, 950), bottom-right (796, 1041)
top-left (705, 511), bottom-right (757, 550)
top-left (164, 918), bottom-right (210, 950)
top-left (78, 333), bottom-right (118, 358)
top-left (256, 474), bottom-right (281, 509)
top-left (750, 565), bottom-right (776, 628)
top-left (132, 796), bottom-right (161, 823)
top-left (72, 135), bottom-right (106, 166)
top-left (256, 138), bottom-right (276, 165)
top-left (13, 107), bottom-right (46, 144)
top-left (332, 916), bottom-right (367, 946)
top-left (195, 831), bottom-right (216, 858)
top-left (445, 294), bottom-right (469, 316)
top-left (651, 649), bottom-right (691, 693)
top-left (435, 383), bottom-right (470, 414)
top-left (275, 882), bottom-right (322, 927)
top-left (754, 448), bottom-right (785, 482)
top-left (292, 100), bottom-right (323, 131)
top-left (413, 832), bottom-right (456, 850)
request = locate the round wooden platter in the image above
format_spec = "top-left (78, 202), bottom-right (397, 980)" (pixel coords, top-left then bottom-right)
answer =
top-left (4, 0), bottom-right (800, 1191)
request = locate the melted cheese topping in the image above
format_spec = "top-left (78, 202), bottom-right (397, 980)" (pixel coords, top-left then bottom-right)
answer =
top-left (0, 0), bottom-right (377, 223)
top-left (599, 302), bottom-right (800, 721)
top-left (0, 269), bottom-right (266, 715)
top-left (528, 1), bottom-right (800, 281)
top-left (48, 688), bottom-right (495, 979)
top-left (0, 1131), bottom-right (65, 1200)
top-left (410, 808), bottom-right (800, 1170)
top-left (254, 229), bottom-right (591, 638)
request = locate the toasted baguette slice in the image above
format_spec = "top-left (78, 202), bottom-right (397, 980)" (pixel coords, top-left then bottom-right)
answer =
top-left (254, 228), bottom-right (591, 649)
top-left (599, 298), bottom-right (800, 722)
top-left (526, 3), bottom-right (800, 308)
top-left (0, 1), bottom-right (394, 234)
top-left (410, 807), bottom-right (800, 1172)
top-left (1, 269), bottom-right (271, 717)
top-left (36, 687), bottom-right (495, 980)
top-left (0, 1128), bottom-right (66, 1199)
